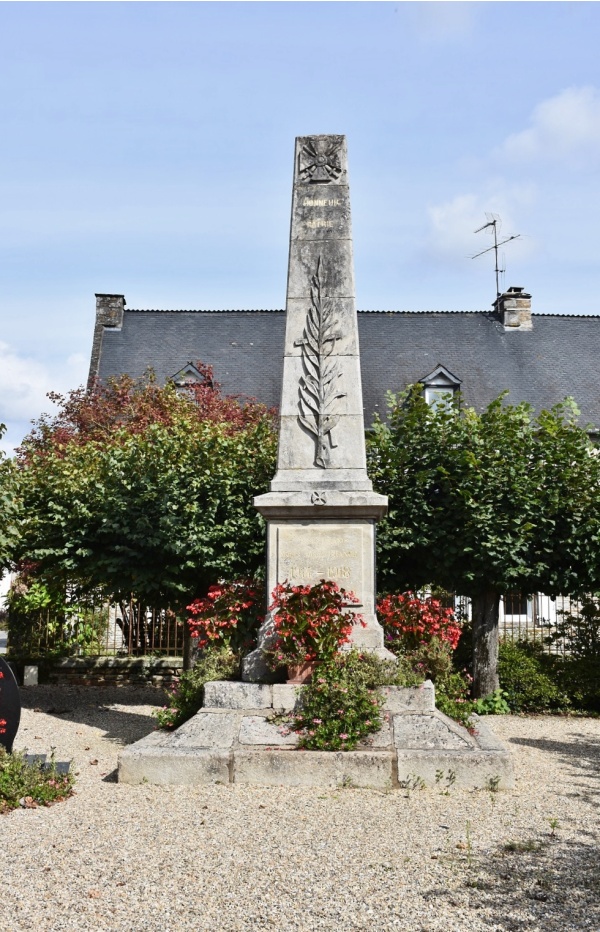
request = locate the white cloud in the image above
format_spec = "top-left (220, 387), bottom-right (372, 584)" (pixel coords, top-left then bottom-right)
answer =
top-left (0, 343), bottom-right (87, 454)
top-left (500, 86), bottom-right (600, 165)
top-left (427, 188), bottom-right (533, 262)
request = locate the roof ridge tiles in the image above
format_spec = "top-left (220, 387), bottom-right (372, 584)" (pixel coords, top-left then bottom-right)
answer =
top-left (125, 307), bottom-right (490, 315)
top-left (123, 308), bottom-right (600, 319)
top-left (126, 308), bottom-right (285, 314)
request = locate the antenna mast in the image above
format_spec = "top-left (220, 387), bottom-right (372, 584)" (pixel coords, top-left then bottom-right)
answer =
top-left (471, 213), bottom-right (520, 298)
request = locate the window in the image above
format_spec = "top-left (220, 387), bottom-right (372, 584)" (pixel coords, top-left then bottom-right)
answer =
top-left (169, 362), bottom-right (207, 394)
top-left (419, 364), bottom-right (461, 409)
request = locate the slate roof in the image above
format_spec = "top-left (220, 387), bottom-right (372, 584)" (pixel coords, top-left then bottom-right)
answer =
top-left (97, 309), bottom-right (600, 429)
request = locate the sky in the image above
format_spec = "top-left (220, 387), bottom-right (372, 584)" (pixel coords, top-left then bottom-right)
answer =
top-left (1, 1), bottom-right (600, 451)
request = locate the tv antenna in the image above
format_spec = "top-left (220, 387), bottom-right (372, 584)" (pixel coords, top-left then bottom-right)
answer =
top-left (471, 213), bottom-right (520, 299)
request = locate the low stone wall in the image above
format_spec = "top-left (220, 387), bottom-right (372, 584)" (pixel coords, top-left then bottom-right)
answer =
top-left (48, 656), bottom-right (183, 687)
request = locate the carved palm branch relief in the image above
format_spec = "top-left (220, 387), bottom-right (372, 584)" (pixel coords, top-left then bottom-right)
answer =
top-left (294, 256), bottom-right (346, 467)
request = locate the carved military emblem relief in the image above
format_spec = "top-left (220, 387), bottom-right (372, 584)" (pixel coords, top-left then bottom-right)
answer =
top-left (295, 257), bottom-right (346, 468)
top-left (298, 138), bottom-right (343, 184)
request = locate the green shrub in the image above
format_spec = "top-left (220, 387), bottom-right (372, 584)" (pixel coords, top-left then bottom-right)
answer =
top-left (473, 689), bottom-right (511, 715)
top-left (6, 574), bottom-right (109, 661)
top-left (498, 640), bottom-right (570, 712)
top-left (0, 749), bottom-right (74, 814)
top-left (546, 597), bottom-right (600, 711)
top-left (352, 649), bottom-right (425, 690)
top-left (155, 645), bottom-right (240, 730)
top-left (553, 656), bottom-right (600, 712)
top-left (283, 650), bottom-right (436, 751)
top-left (434, 669), bottom-right (477, 729)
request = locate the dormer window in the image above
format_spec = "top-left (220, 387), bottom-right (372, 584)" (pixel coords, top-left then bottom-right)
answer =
top-left (169, 362), bottom-right (210, 393)
top-left (420, 364), bottom-right (461, 409)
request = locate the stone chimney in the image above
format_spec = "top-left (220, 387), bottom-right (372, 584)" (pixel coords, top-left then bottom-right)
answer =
top-left (95, 293), bottom-right (126, 328)
top-left (493, 286), bottom-right (532, 331)
top-left (87, 293), bottom-right (126, 390)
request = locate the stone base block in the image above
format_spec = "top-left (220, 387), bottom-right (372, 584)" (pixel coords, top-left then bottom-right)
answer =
top-left (239, 715), bottom-right (298, 746)
top-left (392, 711), bottom-right (476, 750)
top-left (234, 750), bottom-right (393, 789)
top-left (203, 681), bottom-right (273, 709)
top-left (169, 711), bottom-right (240, 749)
top-left (119, 741), bottom-right (231, 785)
top-left (272, 684), bottom-right (303, 712)
top-left (381, 681), bottom-right (435, 713)
top-left (396, 749), bottom-right (514, 790)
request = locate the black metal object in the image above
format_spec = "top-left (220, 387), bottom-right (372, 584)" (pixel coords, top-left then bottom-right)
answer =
top-left (23, 754), bottom-right (71, 775)
top-left (0, 657), bottom-right (21, 752)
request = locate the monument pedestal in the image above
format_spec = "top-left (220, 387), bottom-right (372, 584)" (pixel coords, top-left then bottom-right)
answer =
top-left (243, 490), bottom-right (393, 682)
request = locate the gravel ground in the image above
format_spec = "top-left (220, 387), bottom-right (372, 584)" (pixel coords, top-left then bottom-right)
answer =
top-left (1, 685), bottom-right (598, 932)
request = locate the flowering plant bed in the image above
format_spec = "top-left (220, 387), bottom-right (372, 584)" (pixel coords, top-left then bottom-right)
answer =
top-left (0, 749), bottom-right (74, 814)
top-left (377, 592), bottom-right (462, 652)
top-left (187, 578), bottom-right (264, 654)
top-left (286, 651), bottom-right (385, 750)
top-left (266, 579), bottom-right (365, 669)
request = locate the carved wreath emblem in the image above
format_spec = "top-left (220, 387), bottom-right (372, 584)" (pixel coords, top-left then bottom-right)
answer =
top-left (295, 257), bottom-right (346, 467)
top-left (299, 138), bottom-right (342, 184)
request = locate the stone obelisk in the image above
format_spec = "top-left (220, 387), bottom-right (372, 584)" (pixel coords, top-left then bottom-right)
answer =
top-left (243, 135), bottom-right (389, 681)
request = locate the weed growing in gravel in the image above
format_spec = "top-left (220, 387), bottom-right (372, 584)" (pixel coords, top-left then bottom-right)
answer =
top-left (503, 839), bottom-right (547, 853)
top-left (435, 769), bottom-right (456, 794)
top-left (486, 775), bottom-right (501, 793)
top-left (398, 774), bottom-right (426, 795)
top-left (465, 820), bottom-right (474, 868)
top-left (0, 748), bottom-right (74, 814)
top-left (473, 689), bottom-right (511, 715)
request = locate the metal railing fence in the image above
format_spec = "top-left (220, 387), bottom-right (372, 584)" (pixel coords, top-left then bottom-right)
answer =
top-left (454, 592), bottom-right (590, 656)
top-left (7, 597), bottom-right (184, 659)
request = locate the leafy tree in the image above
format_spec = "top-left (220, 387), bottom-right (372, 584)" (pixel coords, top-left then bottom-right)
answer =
top-left (0, 425), bottom-right (18, 576)
top-left (367, 388), bottom-right (600, 697)
top-left (14, 371), bottom-right (277, 611)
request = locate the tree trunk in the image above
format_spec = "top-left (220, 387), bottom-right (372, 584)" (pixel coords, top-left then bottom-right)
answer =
top-left (471, 588), bottom-right (500, 698)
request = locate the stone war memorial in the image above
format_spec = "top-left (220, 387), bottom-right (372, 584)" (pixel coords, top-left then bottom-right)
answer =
top-left (119, 135), bottom-right (513, 789)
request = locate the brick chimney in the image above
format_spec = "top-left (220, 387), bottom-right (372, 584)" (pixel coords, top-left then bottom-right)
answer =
top-left (493, 286), bottom-right (532, 331)
top-left (87, 293), bottom-right (126, 390)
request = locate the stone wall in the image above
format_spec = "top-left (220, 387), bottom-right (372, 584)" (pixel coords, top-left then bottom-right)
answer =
top-left (48, 656), bottom-right (183, 687)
